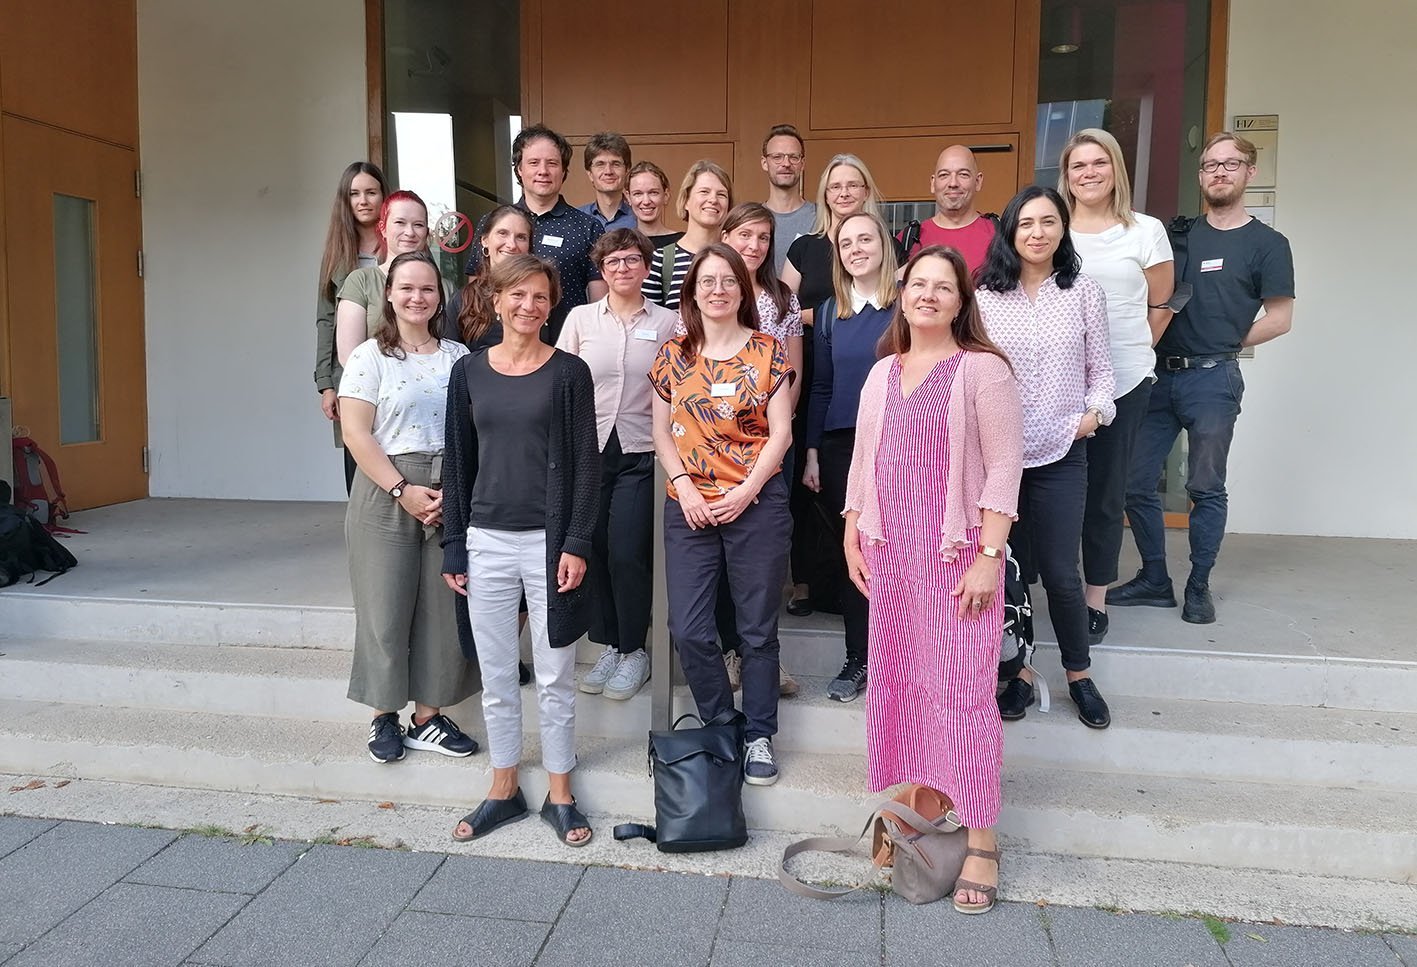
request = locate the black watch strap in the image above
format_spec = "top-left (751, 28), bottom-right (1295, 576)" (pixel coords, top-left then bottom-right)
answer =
top-left (390, 478), bottom-right (408, 498)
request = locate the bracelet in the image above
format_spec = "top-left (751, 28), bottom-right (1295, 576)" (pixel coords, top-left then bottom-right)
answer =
top-left (669, 473), bottom-right (691, 484)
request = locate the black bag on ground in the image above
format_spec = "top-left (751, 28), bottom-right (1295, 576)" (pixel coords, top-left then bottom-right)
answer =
top-left (0, 482), bottom-right (78, 588)
top-left (614, 709), bottom-right (748, 853)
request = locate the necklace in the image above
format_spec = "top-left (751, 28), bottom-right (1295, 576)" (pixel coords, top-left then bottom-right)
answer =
top-left (401, 334), bottom-right (436, 354)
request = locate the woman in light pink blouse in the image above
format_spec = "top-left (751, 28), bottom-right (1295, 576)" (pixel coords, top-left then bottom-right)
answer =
top-left (976, 186), bottom-right (1116, 730)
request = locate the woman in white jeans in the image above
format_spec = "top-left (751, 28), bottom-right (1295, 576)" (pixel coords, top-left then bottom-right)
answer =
top-left (441, 254), bottom-right (601, 847)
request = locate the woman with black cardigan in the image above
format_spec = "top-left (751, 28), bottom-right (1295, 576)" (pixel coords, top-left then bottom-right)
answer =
top-left (441, 254), bottom-right (601, 846)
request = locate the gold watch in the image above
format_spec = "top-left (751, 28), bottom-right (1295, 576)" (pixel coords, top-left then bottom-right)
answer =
top-left (979, 544), bottom-right (1003, 559)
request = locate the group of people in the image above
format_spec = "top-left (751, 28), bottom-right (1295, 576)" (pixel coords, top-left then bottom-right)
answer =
top-left (311, 120), bottom-right (1294, 911)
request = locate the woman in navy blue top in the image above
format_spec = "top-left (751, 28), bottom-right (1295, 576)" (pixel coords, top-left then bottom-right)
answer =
top-left (803, 211), bottom-right (900, 703)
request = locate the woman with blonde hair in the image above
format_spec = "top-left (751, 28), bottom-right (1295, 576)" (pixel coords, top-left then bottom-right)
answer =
top-left (1057, 129), bottom-right (1175, 645)
top-left (643, 159), bottom-right (733, 311)
top-left (844, 245), bottom-right (1023, 914)
top-left (802, 210), bottom-right (898, 702)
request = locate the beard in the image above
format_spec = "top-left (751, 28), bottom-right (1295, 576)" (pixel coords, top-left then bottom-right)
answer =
top-left (1202, 180), bottom-right (1244, 207)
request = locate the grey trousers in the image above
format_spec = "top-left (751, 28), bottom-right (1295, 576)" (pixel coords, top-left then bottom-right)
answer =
top-left (346, 452), bottom-right (478, 711)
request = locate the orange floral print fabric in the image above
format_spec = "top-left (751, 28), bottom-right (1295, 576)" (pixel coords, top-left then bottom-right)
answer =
top-left (649, 332), bottom-right (794, 501)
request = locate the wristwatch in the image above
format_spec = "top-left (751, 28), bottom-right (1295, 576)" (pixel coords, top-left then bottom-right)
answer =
top-left (979, 544), bottom-right (1003, 559)
top-left (389, 478), bottom-right (407, 499)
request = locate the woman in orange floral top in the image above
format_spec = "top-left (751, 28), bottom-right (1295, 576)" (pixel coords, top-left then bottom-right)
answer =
top-left (650, 244), bottom-right (795, 786)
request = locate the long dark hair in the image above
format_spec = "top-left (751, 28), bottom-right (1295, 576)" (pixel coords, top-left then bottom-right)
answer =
top-left (879, 246), bottom-right (1011, 368)
top-left (976, 185), bottom-right (1081, 292)
top-left (457, 205), bottom-right (535, 347)
top-left (721, 203), bottom-right (790, 323)
top-left (376, 251), bottom-right (447, 359)
top-left (317, 161), bottom-right (389, 298)
top-left (678, 244), bottom-right (758, 363)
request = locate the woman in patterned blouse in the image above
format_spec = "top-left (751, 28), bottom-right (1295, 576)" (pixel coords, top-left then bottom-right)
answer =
top-left (976, 186), bottom-right (1116, 730)
top-left (650, 244), bottom-right (795, 786)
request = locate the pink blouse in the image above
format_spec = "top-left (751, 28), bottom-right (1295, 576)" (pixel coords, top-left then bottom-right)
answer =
top-left (976, 273), bottom-right (1115, 467)
top-left (844, 351), bottom-right (1023, 562)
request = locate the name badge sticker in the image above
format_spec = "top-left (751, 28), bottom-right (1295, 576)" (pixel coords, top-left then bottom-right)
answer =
top-left (633, 328), bottom-right (659, 341)
top-left (1200, 258), bottom-right (1224, 273)
top-left (710, 382), bottom-right (737, 398)
top-left (543, 235), bottom-right (564, 248)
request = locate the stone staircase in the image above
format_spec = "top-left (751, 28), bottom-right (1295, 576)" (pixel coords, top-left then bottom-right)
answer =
top-left (2, 588), bottom-right (1416, 890)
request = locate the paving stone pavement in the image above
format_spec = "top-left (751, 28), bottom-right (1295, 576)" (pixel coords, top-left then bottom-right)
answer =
top-left (0, 816), bottom-right (1410, 967)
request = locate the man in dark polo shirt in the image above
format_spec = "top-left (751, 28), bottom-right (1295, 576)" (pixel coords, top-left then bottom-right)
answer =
top-left (1109, 131), bottom-right (1295, 624)
top-left (464, 123), bottom-right (606, 343)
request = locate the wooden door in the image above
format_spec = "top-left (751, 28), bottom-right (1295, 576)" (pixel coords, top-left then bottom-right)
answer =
top-left (2, 116), bottom-right (147, 509)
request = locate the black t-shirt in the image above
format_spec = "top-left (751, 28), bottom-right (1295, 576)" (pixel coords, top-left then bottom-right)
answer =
top-left (647, 231), bottom-right (684, 249)
top-left (465, 349), bottom-right (557, 530)
top-left (787, 231), bottom-right (909, 320)
top-left (1158, 217), bottom-right (1294, 357)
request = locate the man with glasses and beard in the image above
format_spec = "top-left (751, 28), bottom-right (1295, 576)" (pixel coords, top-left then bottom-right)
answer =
top-left (1108, 132), bottom-right (1295, 625)
top-left (761, 124), bottom-right (816, 275)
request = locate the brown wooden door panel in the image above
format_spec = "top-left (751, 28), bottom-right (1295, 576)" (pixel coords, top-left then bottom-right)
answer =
top-left (3, 116), bottom-right (147, 510)
top-left (809, 0), bottom-right (1018, 131)
top-left (805, 135), bottom-right (1020, 213)
top-left (536, 0), bottom-right (730, 136)
top-left (0, 0), bottom-right (139, 148)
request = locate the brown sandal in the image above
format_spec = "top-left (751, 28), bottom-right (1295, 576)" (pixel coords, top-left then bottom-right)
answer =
top-left (952, 846), bottom-right (1000, 915)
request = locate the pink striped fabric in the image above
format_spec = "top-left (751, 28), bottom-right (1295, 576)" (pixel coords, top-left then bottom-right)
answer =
top-left (862, 352), bottom-right (1004, 829)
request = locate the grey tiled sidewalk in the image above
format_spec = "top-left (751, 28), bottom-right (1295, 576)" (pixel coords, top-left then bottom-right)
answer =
top-left (0, 817), bottom-right (1410, 967)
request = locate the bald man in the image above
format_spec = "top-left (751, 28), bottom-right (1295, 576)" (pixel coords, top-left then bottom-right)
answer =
top-left (906, 144), bottom-right (997, 274)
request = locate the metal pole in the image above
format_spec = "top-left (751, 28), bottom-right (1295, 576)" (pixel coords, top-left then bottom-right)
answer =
top-left (649, 462), bottom-right (676, 731)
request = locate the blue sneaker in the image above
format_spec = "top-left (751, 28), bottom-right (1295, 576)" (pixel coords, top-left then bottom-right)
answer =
top-left (744, 737), bottom-right (778, 786)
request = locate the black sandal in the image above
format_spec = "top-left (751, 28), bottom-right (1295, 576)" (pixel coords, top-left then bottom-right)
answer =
top-left (540, 795), bottom-right (593, 847)
top-left (451, 788), bottom-right (528, 842)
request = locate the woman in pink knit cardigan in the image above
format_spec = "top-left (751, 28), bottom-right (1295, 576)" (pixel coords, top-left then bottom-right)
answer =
top-left (842, 245), bottom-right (1023, 915)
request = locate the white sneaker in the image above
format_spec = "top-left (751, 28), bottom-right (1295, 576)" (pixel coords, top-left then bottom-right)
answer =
top-left (579, 646), bottom-right (620, 694)
top-left (724, 652), bottom-right (742, 691)
top-left (603, 649), bottom-right (650, 700)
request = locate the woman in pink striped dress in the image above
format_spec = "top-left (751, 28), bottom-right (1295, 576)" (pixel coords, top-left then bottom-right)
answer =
top-left (842, 246), bottom-right (1023, 914)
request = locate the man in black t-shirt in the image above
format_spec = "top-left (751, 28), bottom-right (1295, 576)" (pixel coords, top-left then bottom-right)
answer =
top-left (1109, 132), bottom-right (1295, 624)
top-left (464, 124), bottom-right (606, 344)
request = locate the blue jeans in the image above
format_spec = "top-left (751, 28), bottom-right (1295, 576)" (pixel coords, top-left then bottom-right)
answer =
top-left (1124, 360), bottom-right (1245, 577)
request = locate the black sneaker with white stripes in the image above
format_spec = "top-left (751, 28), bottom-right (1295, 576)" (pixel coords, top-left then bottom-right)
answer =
top-left (403, 713), bottom-right (479, 757)
top-left (367, 712), bottom-right (405, 763)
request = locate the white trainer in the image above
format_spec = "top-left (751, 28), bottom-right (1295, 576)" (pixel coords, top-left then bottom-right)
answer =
top-left (603, 649), bottom-right (650, 700)
top-left (579, 646), bottom-right (620, 695)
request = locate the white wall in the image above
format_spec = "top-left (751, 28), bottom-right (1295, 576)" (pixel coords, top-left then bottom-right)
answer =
top-left (1223, 0), bottom-right (1417, 537)
top-left (139, 0), bottom-right (366, 500)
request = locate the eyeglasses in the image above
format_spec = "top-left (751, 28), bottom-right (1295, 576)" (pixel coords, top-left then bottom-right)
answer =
top-left (1200, 158), bottom-right (1247, 173)
top-left (765, 152), bottom-right (803, 164)
top-left (695, 276), bottom-right (741, 292)
top-left (827, 182), bottom-right (866, 196)
top-left (602, 255), bottom-right (644, 270)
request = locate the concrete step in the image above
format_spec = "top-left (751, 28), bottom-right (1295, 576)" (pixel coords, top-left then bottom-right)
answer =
top-left (5, 637), bottom-right (1417, 790)
top-left (0, 697), bottom-right (1412, 883)
top-left (5, 589), bottom-right (1416, 712)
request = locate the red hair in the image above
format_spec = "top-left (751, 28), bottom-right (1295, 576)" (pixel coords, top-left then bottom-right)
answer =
top-left (375, 189), bottom-right (428, 258)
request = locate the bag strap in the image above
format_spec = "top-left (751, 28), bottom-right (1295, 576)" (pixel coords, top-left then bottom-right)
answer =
top-left (659, 241), bottom-right (678, 303)
top-left (612, 822), bottom-right (657, 843)
top-left (778, 810), bottom-right (883, 900)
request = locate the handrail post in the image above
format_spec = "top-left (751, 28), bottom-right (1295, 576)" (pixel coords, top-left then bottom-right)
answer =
top-left (649, 462), bottom-right (676, 731)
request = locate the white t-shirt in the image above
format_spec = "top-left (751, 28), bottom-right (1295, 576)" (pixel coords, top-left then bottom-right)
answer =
top-left (1071, 212), bottom-right (1173, 396)
top-left (338, 338), bottom-right (469, 455)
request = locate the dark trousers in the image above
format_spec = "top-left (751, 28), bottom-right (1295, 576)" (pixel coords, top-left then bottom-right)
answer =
top-left (1082, 380), bottom-right (1153, 587)
top-left (1013, 440), bottom-right (1090, 672)
top-left (716, 448), bottom-right (793, 656)
top-left (789, 330), bottom-right (833, 603)
top-left (1124, 361), bottom-right (1244, 577)
top-left (590, 429), bottom-right (654, 653)
top-left (343, 447), bottom-right (357, 495)
top-left (665, 474), bottom-right (791, 742)
top-left (819, 428), bottom-right (869, 666)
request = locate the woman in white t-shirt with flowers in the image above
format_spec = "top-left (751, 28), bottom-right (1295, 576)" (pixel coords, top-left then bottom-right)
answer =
top-left (339, 250), bottom-right (479, 765)
top-left (1060, 128), bottom-right (1175, 646)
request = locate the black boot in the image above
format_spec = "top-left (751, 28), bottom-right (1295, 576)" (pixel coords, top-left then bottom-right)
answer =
top-left (1087, 607), bottom-right (1109, 645)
